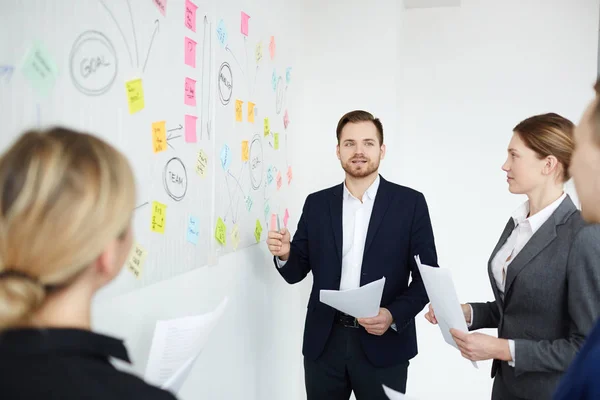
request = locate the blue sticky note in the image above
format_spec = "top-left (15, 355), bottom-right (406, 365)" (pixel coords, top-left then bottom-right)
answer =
top-left (216, 19), bottom-right (227, 47)
top-left (264, 202), bottom-right (270, 221)
top-left (21, 41), bottom-right (59, 97)
top-left (220, 144), bottom-right (231, 170)
top-left (271, 69), bottom-right (277, 91)
top-left (245, 195), bottom-right (253, 211)
top-left (266, 166), bottom-right (274, 185)
top-left (187, 216), bottom-right (200, 245)
top-left (286, 67), bottom-right (292, 84)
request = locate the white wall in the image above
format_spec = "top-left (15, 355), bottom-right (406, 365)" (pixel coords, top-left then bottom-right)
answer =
top-left (93, 1), bottom-right (599, 399)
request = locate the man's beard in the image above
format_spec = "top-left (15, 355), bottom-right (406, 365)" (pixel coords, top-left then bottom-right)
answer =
top-left (341, 157), bottom-right (379, 178)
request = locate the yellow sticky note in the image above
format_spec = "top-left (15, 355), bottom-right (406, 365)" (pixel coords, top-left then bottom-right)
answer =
top-left (235, 99), bottom-right (243, 122)
top-left (215, 217), bottom-right (226, 245)
top-left (152, 121), bottom-right (167, 153)
top-left (126, 242), bottom-right (147, 279)
top-left (196, 149), bottom-right (208, 178)
top-left (274, 133), bottom-right (279, 150)
top-left (254, 219), bottom-right (263, 242)
top-left (248, 102), bottom-right (255, 123)
top-left (231, 224), bottom-right (240, 250)
top-left (125, 78), bottom-right (145, 114)
top-left (151, 201), bottom-right (167, 233)
top-left (264, 118), bottom-right (270, 136)
top-left (242, 140), bottom-right (249, 161)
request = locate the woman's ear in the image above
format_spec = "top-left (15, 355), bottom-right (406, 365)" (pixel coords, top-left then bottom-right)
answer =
top-left (543, 155), bottom-right (559, 176)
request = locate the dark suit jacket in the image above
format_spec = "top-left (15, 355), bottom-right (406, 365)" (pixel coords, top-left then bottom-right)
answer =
top-left (469, 197), bottom-right (600, 400)
top-left (274, 175), bottom-right (438, 368)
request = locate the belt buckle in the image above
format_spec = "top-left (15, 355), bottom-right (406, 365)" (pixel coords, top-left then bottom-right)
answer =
top-left (340, 313), bottom-right (359, 329)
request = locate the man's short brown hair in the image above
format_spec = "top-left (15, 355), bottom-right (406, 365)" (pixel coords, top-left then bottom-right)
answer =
top-left (336, 110), bottom-right (384, 145)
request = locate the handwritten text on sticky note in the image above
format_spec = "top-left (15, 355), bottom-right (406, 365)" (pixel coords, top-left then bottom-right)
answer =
top-left (215, 217), bottom-right (226, 245)
top-left (274, 132), bottom-right (279, 150)
top-left (255, 42), bottom-right (263, 63)
top-left (241, 11), bottom-right (250, 36)
top-left (127, 242), bottom-right (148, 278)
top-left (153, 0), bottom-right (167, 16)
top-left (185, 0), bottom-right (198, 31)
top-left (235, 99), bottom-right (243, 122)
top-left (184, 77), bottom-right (196, 106)
top-left (264, 118), bottom-right (270, 136)
top-left (254, 219), bottom-right (263, 242)
top-left (22, 41), bottom-right (59, 97)
top-left (245, 195), bottom-right (253, 211)
top-left (152, 121), bottom-right (167, 153)
top-left (220, 144), bottom-right (231, 170)
top-left (185, 114), bottom-right (197, 143)
top-left (267, 166), bottom-right (274, 185)
top-left (151, 201), bottom-right (167, 233)
top-left (196, 149), bottom-right (208, 178)
top-left (242, 140), bottom-right (249, 161)
top-left (216, 19), bottom-right (227, 46)
top-left (185, 37), bottom-right (197, 68)
top-left (125, 78), bottom-right (145, 114)
top-left (187, 216), bottom-right (200, 245)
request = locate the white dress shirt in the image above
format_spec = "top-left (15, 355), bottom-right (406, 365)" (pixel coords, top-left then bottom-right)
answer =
top-left (470, 193), bottom-right (566, 367)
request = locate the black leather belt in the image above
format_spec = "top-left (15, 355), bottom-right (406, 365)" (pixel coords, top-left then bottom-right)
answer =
top-left (334, 311), bottom-right (359, 328)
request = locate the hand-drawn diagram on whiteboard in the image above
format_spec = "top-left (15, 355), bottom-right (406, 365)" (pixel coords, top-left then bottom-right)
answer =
top-left (213, 7), bottom-right (294, 254)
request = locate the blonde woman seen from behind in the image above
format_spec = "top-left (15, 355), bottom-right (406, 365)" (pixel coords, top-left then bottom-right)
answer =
top-left (0, 128), bottom-right (177, 400)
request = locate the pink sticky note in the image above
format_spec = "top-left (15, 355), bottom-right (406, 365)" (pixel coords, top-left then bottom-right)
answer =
top-left (283, 109), bottom-right (290, 129)
top-left (185, 0), bottom-right (198, 32)
top-left (287, 166), bottom-right (293, 185)
top-left (270, 213), bottom-right (277, 231)
top-left (185, 37), bottom-right (197, 68)
top-left (269, 36), bottom-right (276, 60)
top-left (185, 114), bottom-right (197, 142)
top-left (153, 0), bottom-right (167, 16)
top-left (241, 12), bottom-right (250, 36)
top-left (184, 77), bottom-right (196, 106)
top-left (284, 209), bottom-right (290, 227)
top-left (276, 171), bottom-right (282, 190)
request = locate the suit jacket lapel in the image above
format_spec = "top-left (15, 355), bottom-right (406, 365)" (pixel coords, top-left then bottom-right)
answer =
top-left (488, 218), bottom-right (515, 306)
top-left (503, 196), bottom-right (577, 301)
top-left (329, 183), bottom-right (344, 265)
top-left (364, 176), bottom-right (393, 255)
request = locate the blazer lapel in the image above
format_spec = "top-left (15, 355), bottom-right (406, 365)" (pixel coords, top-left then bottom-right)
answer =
top-left (488, 218), bottom-right (516, 305)
top-left (503, 196), bottom-right (577, 301)
top-left (329, 183), bottom-right (344, 265)
top-left (364, 176), bottom-right (394, 255)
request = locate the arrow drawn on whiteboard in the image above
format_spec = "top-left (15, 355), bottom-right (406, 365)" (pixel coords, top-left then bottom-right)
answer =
top-left (134, 201), bottom-right (149, 210)
top-left (167, 124), bottom-right (183, 133)
top-left (143, 19), bottom-right (160, 72)
top-left (98, 0), bottom-right (134, 67)
top-left (225, 45), bottom-right (244, 76)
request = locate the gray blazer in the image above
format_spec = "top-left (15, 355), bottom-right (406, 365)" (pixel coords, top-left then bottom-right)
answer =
top-left (469, 196), bottom-right (600, 400)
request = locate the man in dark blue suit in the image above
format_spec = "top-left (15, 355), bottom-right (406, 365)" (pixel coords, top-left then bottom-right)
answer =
top-left (267, 110), bottom-right (438, 399)
top-left (553, 79), bottom-right (600, 400)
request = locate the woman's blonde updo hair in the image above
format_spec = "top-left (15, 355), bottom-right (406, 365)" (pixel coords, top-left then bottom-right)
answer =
top-left (0, 127), bottom-right (136, 330)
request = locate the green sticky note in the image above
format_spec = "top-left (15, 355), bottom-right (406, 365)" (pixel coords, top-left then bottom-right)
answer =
top-left (21, 41), bottom-right (59, 97)
top-left (215, 217), bottom-right (226, 245)
top-left (274, 133), bottom-right (279, 150)
top-left (254, 219), bottom-right (263, 243)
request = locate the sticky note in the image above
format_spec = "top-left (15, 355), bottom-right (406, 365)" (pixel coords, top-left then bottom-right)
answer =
top-left (245, 195), bottom-right (253, 211)
top-left (215, 217), bottom-right (226, 245)
top-left (248, 102), bottom-right (255, 123)
top-left (196, 149), bottom-right (208, 178)
top-left (185, 0), bottom-right (198, 31)
top-left (255, 42), bottom-right (263, 63)
top-left (276, 171), bottom-right (282, 190)
top-left (185, 37), bottom-right (197, 68)
top-left (283, 109), bottom-right (290, 129)
top-left (125, 78), bottom-right (145, 114)
top-left (284, 208), bottom-right (290, 227)
top-left (287, 165), bottom-right (293, 185)
top-left (185, 114), bottom-right (197, 143)
top-left (235, 99), bottom-right (243, 122)
top-left (127, 242), bottom-right (148, 278)
top-left (187, 216), bottom-right (200, 245)
top-left (241, 11), bottom-right (250, 36)
top-left (151, 121), bottom-right (167, 153)
top-left (271, 69), bottom-right (277, 91)
top-left (269, 36), bottom-right (276, 60)
top-left (274, 133), bottom-right (279, 150)
top-left (231, 224), bottom-right (240, 250)
top-left (21, 41), bottom-right (59, 98)
top-left (264, 118), bottom-right (270, 136)
top-left (241, 140), bottom-right (249, 161)
top-left (267, 167), bottom-right (274, 185)
top-left (270, 213), bottom-right (277, 231)
top-left (184, 77), bottom-right (196, 106)
top-left (153, 0), bottom-right (167, 16)
top-left (220, 144), bottom-right (231, 170)
top-left (286, 67), bottom-right (292, 84)
top-left (216, 19), bottom-right (227, 46)
top-left (263, 202), bottom-right (271, 221)
top-left (151, 201), bottom-right (167, 233)
top-left (254, 219), bottom-right (262, 243)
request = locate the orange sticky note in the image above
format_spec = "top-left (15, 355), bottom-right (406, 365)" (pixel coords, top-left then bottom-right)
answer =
top-left (152, 121), bottom-right (167, 153)
top-left (215, 217), bottom-right (226, 245)
top-left (263, 118), bottom-right (270, 136)
top-left (151, 201), bottom-right (167, 233)
top-left (276, 171), bottom-right (282, 190)
top-left (248, 102), bottom-right (255, 123)
top-left (269, 36), bottom-right (276, 60)
top-left (242, 140), bottom-right (249, 161)
top-left (287, 166), bottom-right (293, 185)
top-left (235, 99), bottom-right (243, 122)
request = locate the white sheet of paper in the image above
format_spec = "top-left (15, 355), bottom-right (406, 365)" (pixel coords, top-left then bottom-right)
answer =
top-left (144, 297), bottom-right (229, 390)
top-left (382, 384), bottom-right (415, 399)
top-left (319, 277), bottom-right (386, 318)
top-left (415, 255), bottom-right (478, 368)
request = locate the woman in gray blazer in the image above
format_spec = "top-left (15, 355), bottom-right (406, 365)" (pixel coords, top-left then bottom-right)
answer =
top-left (426, 113), bottom-right (600, 400)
